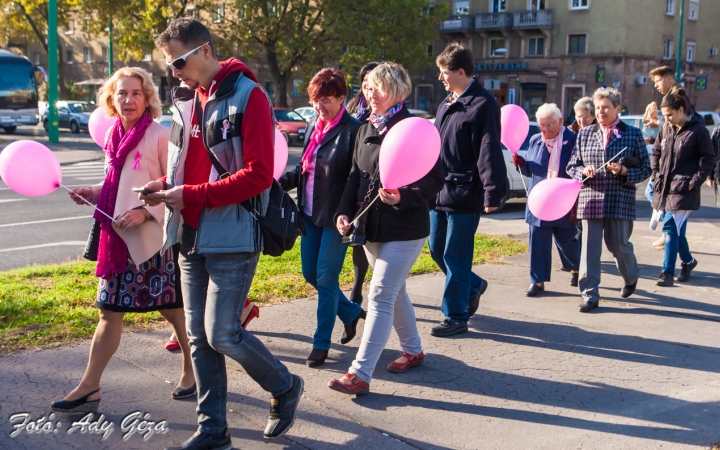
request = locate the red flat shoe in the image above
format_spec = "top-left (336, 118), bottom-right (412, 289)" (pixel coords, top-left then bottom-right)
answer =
top-left (327, 373), bottom-right (369, 396)
top-left (165, 340), bottom-right (180, 351)
top-left (242, 304), bottom-right (260, 329)
top-left (386, 351), bottom-right (424, 373)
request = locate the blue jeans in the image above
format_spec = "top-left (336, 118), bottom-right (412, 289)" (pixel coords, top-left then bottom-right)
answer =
top-left (662, 217), bottom-right (693, 275)
top-left (179, 225), bottom-right (293, 435)
top-left (428, 210), bottom-right (484, 323)
top-left (301, 216), bottom-right (362, 350)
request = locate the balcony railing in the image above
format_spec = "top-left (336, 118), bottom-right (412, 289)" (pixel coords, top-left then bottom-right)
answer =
top-left (440, 15), bottom-right (475, 33)
top-left (513, 10), bottom-right (552, 29)
top-left (474, 12), bottom-right (512, 30)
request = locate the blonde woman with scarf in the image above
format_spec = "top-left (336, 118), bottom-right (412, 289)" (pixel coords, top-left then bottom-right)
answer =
top-left (512, 103), bottom-right (581, 297)
top-left (279, 68), bottom-right (366, 368)
top-left (51, 67), bottom-right (194, 413)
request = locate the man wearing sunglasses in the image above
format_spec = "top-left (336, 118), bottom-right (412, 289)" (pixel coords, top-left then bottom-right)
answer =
top-left (142, 18), bottom-right (303, 450)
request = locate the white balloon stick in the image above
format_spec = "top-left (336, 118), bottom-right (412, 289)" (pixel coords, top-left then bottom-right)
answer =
top-left (59, 184), bottom-right (117, 223)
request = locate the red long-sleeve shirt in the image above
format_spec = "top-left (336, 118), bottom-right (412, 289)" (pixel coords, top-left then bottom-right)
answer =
top-left (170, 59), bottom-right (274, 228)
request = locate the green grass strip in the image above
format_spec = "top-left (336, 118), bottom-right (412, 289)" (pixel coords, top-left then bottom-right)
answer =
top-left (0, 234), bottom-right (526, 353)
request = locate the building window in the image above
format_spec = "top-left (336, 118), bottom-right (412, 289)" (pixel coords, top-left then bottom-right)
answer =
top-left (213, 4), bottom-right (224, 23)
top-left (689, 0), bottom-right (698, 20)
top-left (666, 0), bottom-right (674, 15)
top-left (187, 6), bottom-right (199, 19)
top-left (527, 37), bottom-right (545, 56)
top-left (489, 38), bottom-right (507, 57)
top-left (490, 0), bottom-right (506, 13)
top-left (142, 53), bottom-right (152, 62)
top-left (83, 47), bottom-right (92, 63)
top-left (34, 52), bottom-right (40, 64)
top-left (570, 0), bottom-right (588, 10)
top-left (687, 41), bottom-right (696, 62)
top-left (568, 34), bottom-right (586, 55)
top-left (529, 0), bottom-right (545, 9)
top-left (101, 47), bottom-right (108, 62)
top-left (65, 19), bottom-right (74, 35)
top-left (66, 49), bottom-right (74, 64)
top-left (454, 0), bottom-right (469, 15)
top-left (663, 39), bottom-right (673, 59)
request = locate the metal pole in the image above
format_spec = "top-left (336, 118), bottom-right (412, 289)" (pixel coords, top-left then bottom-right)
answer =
top-left (47, 0), bottom-right (59, 143)
top-left (108, 21), bottom-right (113, 74)
top-left (676, 0), bottom-right (685, 80)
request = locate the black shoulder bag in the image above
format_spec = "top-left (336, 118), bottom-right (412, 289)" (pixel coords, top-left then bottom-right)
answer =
top-left (196, 96), bottom-right (305, 257)
top-left (342, 166), bottom-right (379, 247)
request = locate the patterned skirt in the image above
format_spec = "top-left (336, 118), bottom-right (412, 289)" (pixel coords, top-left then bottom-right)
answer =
top-left (96, 244), bottom-right (183, 312)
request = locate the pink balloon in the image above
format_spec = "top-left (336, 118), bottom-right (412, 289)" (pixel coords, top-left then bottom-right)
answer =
top-left (501, 104), bottom-right (530, 154)
top-left (0, 140), bottom-right (62, 196)
top-left (527, 178), bottom-right (582, 221)
top-left (379, 117), bottom-right (440, 189)
top-left (273, 128), bottom-right (289, 180)
top-left (88, 106), bottom-right (115, 148)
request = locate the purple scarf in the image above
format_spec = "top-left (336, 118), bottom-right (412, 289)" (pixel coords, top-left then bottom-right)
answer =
top-left (94, 113), bottom-right (154, 279)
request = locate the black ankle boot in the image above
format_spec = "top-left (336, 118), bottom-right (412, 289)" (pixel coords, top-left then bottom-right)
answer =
top-left (306, 348), bottom-right (329, 368)
top-left (340, 310), bottom-right (366, 344)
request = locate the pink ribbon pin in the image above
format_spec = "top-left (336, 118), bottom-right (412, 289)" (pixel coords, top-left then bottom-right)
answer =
top-left (132, 151), bottom-right (141, 170)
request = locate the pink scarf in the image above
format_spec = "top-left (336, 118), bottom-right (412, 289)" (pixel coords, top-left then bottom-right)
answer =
top-left (301, 111), bottom-right (344, 174)
top-left (542, 127), bottom-right (566, 179)
top-left (94, 113), bottom-right (154, 279)
top-left (600, 116), bottom-right (621, 149)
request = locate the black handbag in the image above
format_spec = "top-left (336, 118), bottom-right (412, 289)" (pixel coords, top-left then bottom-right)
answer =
top-left (342, 167), bottom-right (380, 247)
top-left (83, 219), bottom-right (101, 261)
top-left (196, 95), bottom-right (305, 256)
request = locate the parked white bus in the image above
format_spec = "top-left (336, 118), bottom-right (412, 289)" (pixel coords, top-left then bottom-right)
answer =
top-left (0, 49), bottom-right (40, 134)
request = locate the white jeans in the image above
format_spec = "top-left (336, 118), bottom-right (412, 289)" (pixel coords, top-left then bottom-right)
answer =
top-left (349, 238), bottom-right (425, 383)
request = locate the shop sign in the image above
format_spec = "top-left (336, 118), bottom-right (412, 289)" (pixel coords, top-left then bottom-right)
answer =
top-left (697, 74), bottom-right (707, 90)
top-left (474, 62), bottom-right (529, 72)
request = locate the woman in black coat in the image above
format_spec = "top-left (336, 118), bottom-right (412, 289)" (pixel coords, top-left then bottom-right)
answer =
top-left (651, 88), bottom-right (716, 286)
top-left (344, 61), bottom-right (380, 307)
top-left (328, 63), bottom-right (444, 396)
top-left (279, 68), bottom-right (365, 368)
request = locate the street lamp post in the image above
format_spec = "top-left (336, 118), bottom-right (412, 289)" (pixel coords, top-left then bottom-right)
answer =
top-left (675, 0), bottom-right (686, 80)
top-left (47, 0), bottom-right (59, 143)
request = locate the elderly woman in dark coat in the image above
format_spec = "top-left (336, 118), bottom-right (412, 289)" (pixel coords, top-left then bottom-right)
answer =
top-left (512, 103), bottom-right (580, 297)
top-left (566, 87), bottom-right (651, 313)
top-left (651, 88), bottom-right (715, 286)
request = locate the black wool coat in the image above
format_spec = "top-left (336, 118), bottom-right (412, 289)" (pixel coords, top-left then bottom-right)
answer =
top-left (336, 107), bottom-right (445, 243)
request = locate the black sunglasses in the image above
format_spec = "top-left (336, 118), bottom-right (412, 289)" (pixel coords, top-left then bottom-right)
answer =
top-left (165, 42), bottom-right (209, 70)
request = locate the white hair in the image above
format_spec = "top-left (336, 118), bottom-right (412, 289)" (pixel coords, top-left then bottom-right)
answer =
top-left (593, 87), bottom-right (622, 108)
top-left (573, 96), bottom-right (594, 115)
top-left (535, 103), bottom-right (563, 121)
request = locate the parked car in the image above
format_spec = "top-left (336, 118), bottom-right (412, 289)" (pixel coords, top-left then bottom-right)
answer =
top-left (696, 111), bottom-right (720, 134)
top-left (293, 106), bottom-right (316, 123)
top-left (494, 122), bottom-right (537, 212)
top-left (619, 115), bottom-right (658, 153)
top-left (155, 105), bottom-right (175, 128)
top-left (408, 109), bottom-right (436, 124)
top-left (42, 101), bottom-right (94, 133)
top-left (274, 108), bottom-right (306, 145)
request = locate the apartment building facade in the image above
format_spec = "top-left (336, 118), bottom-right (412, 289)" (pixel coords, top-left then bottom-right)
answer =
top-left (432, 0), bottom-right (720, 119)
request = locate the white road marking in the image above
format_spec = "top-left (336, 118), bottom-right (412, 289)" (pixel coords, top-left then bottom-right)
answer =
top-left (0, 241), bottom-right (86, 253)
top-left (0, 199), bottom-right (26, 203)
top-left (74, 177), bottom-right (106, 181)
top-left (0, 215), bottom-right (93, 228)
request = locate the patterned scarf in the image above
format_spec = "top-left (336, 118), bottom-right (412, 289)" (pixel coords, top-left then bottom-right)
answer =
top-left (600, 116), bottom-right (621, 149)
top-left (95, 113), bottom-right (154, 279)
top-left (351, 97), bottom-right (370, 121)
top-left (370, 102), bottom-right (404, 133)
top-left (301, 111), bottom-right (344, 174)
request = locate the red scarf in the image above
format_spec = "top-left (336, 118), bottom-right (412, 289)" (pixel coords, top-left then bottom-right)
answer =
top-left (301, 111), bottom-right (344, 174)
top-left (94, 113), bottom-right (154, 279)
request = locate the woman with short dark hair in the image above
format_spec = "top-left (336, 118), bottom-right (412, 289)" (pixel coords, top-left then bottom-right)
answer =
top-left (651, 88), bottom-right (715, 286)
top-left (279, 68), bottom-right (366, 367)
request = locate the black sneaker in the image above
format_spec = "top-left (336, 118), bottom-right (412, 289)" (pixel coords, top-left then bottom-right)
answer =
top-left (656, 271), bottom-right (674, 287)
top-left (677, 259), bottom-right (697, 282)
top-left (164, 428), bottom-right (231, 450)
top-left (430, 319), bottom-right (468, 337)
top-left (264, 374), bottom-right (304, 439)
top-left (466, 279), bottom-right (488, 318)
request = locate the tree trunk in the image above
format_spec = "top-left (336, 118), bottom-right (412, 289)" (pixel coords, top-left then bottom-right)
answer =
top-left (266, 47), bottom-right (288, 107)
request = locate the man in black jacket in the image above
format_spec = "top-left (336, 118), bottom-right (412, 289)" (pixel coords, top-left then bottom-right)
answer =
top-left (428, 43), bottom-right (507, 337)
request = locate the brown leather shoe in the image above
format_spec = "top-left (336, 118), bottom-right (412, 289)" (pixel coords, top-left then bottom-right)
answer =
top-left (386, 352), bottom-right (425, 373)
top-left (327, 373), bottom-right (369, 396)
